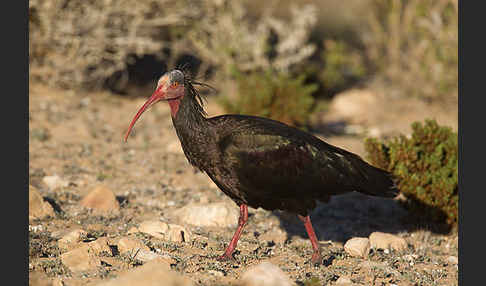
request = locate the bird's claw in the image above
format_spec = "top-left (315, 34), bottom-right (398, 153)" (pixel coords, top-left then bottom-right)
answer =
top-left (310, 252), bottom-right (323, 266)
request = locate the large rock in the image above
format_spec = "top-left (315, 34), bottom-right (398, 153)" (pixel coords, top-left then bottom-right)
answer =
top-left (344, 237), bottom-right (370, 258)
top-left (173, 202), bottom-right (239, 228)
top-left (80, 185), bottom-right (120, 213)
top-left (60, 245), bottom-right (101, 273)
top-left (327, 89), bottom-right (380, 122)
top-left (369, 232), bottom-right (408, 252)
top-left (95, 260), bottom-right (193, 286)
top-left (239, 261), bottom-right (294, 286)
top-left (29, 185), bottom-right (55, 220)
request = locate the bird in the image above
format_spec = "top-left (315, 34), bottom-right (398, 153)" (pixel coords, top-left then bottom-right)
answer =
top-left (124, 69), bottom-right (398, 264)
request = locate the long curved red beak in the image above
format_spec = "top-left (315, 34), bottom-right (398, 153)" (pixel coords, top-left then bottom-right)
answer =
top-left (124, 87), bottom-right (164, 142)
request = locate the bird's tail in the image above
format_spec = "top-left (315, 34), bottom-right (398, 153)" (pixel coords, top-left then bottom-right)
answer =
top-left (348, 155), bottom-right (399, 198)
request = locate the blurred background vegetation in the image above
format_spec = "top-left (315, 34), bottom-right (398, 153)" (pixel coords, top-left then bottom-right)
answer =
top-left (29, 0), bottom-right (458, 126)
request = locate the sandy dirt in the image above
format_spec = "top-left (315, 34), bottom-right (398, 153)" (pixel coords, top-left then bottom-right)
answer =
top-left (29, 82), bottom-right (458, 286)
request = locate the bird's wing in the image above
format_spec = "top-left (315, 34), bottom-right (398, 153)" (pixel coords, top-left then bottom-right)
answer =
top-left (217, 130), bottom-right (355, 200)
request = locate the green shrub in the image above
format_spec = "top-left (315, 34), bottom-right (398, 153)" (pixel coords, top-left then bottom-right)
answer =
top-left (364, 119), bottom-right (458, 228)
top-left (220, 68), bottom-right (318, 127)
top-left (320, 39), bottom-right (367, 92)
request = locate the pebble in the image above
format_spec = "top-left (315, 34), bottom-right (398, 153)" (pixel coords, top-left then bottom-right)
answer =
top-left (94, 260), bottom-right (194, 286)
top-left (79, 185), bottom-right (120, 213)
top-left (173, 202), bottom-right (239, 228)
top-left (239, 261), bottom-right (294, 286)
top-left (137, 220), bottom-right (169, 239)
top-left (29, 185), bottom-right (55, 221)
top-left (87, 237), bottom-right (113, 255)
top-left (136, 221), bottom-right (192, 242)
top-left (259, 229), bottom-right (288, 245)
top-left (447, 255), bottom-right (458, 265)
top-left (117, 237), bottom-right (150, 254)
top-left (60, 245), bottom-right (101, 272)
top-left (58, 229), bottom-right (88, 251)
top-left (335, 276), bottom-right (353, 285)
top-left (369, 232), bottom-right (408, 252)
top-left (42, 175), bottom-right (69, 190)
top-left (344, 237), bottom-right (370, 258)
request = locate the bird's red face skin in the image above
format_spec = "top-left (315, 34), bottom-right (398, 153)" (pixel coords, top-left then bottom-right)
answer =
top-left (124, 72), bottom-right (185, 142)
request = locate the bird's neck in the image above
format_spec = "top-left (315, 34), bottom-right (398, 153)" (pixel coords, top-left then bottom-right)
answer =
top-left (170, 94), bottom-right (212, 168)
top-left (170, 94), bottom-right (207, 131)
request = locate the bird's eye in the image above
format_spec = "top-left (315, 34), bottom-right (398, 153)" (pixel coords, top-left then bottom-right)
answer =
top-left (172, 82), bottom-right (179, 88)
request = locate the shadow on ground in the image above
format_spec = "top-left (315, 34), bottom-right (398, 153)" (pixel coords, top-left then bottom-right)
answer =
top-left (272, 192), bottom-right (452, 245)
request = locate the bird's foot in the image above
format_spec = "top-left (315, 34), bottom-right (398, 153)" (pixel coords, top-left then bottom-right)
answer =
top-left (310, 251), bottom-right (323, 266)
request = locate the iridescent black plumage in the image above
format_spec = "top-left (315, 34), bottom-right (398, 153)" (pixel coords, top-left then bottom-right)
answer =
top-left (173, 74), bottom-right (398, 216)
top-left (126, 69), bottom-right (398, 263)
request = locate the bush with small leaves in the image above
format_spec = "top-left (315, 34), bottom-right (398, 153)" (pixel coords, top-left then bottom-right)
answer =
top-left (220, 68), bottom-right (318, 127)
top-left (364, 119), bottom-right (458, 228)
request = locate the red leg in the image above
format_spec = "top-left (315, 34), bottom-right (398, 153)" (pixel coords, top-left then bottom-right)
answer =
top-left (298, 215), bottom-right (322, 264)
top-left (218, 204), bottom-right (248, 261)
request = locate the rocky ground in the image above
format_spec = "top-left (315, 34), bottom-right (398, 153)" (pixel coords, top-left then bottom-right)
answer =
top-left (29, 82), bottom-right (458, 286)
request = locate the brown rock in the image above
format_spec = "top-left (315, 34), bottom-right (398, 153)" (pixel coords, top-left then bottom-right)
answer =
top-left (29, 185), bottom-right (55, 221)
top-left (94, 260), bottom-right (194, 286)
top-left (80, 185), bottom-right (120, 213)
top-left (369, 232), bottom-right (408, 252)
top-left (166, 224), bottom-right (192, 243)
top-left (60, 245), bottom-right (101, 272)
top-left (117, 237), bottom-right (150, 254)
top-left (87, 237), bottom-right (113, 255)
top-left (239, 261), bottom-right (294, 286)
top-left (344, 237), bottom-right (370, 258)
top-left (137, 220), bottom-right (169, 239)
top-left (136, 221), bottom-right (192, 242)
top-left (58, 229), bottom-right (88, 252)
top-left (42, 175), bottom-right (69, 190)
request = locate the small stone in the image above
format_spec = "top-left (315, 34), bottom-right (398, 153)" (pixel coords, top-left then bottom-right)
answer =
top-left (173, 202), bottom-right (239, 228)
top-left (29, 185), bottom-right (55, 220)
top-left (447, 255), bottom-right (458, 265)
top-left (259, 229), bottom-right (288, 245)
top-left (239, 261), bottom-right (294, 286)
top-left (117, 237), bottom-right (150, 255)
top-left (87, 237), bottom-right (113, 255)
top-left (136, 221), bottom-right (191, 242)
top-left (60, 245), bottom-right (101, 272)
top-left (42, 175), bottom-right (69, 190)
top-left (207, 270), bottom-right (224, 277)
top-left (335, 276), bottom-right (353, 285)
top-left (127, 226), bottom-right (139, 234)
top-left (58, 229), bottom-right (88, 251)
top-left (132, 249), bottom-right (175, 266)
top-left (80, 185), bottom-right (120, 213)
top-left (137, 220), bottom-right (169, 239)
top-left (344, 237), bottom-right (370, 258)
top-left (95, 260), bottom-right (194, 286)
top-left (369, 232), bottom-right (408, 252)
top-left (166, 224), bottom-right (192, 243)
